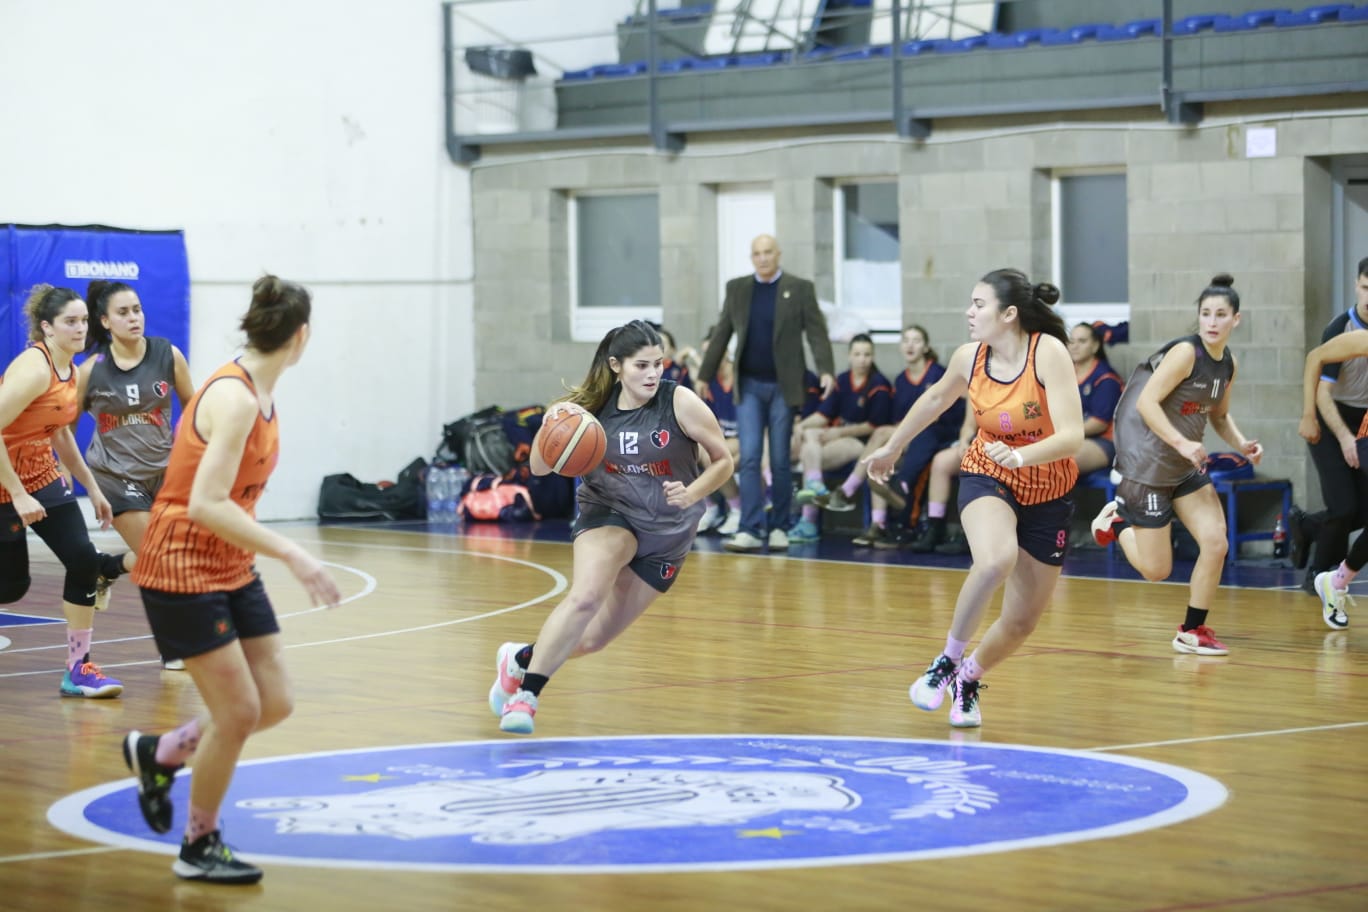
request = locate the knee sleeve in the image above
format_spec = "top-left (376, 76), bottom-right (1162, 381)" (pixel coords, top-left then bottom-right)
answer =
top-left (0, 574), bottom-right (30, 604)
top-left (62, 544), bottom-right (100, 606)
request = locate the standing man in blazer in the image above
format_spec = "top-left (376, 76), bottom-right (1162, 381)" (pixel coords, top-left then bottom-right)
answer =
top-left (697, 234), bottom-right (836, 551)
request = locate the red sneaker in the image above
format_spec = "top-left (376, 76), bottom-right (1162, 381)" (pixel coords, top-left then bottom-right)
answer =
top-left (1172, 624), bottom-right (1229, 656)
top-left (1091, 500), bottom-right (1122, 546)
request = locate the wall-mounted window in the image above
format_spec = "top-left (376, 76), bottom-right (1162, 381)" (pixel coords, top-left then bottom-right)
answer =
top-left (570, 192), bottom-right (661, 341)
top-left (1052, 170), bottom-right (1129, 326)
top-left (834, 181), bottom-right (901, 337)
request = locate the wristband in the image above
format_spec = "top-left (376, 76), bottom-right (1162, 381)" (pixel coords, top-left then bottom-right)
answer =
top-left (1009, 449), bottom-right (1025, 469)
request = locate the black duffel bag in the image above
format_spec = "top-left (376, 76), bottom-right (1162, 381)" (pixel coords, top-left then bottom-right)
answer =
top-left (318, 458), bottom-right (427, 522)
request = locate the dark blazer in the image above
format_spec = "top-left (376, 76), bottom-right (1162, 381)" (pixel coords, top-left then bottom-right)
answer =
top-left (698, 271), bottom-right (835, 408)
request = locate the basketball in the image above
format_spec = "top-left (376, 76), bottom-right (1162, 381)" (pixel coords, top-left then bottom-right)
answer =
top-left (538, 409), bottom-right (607, 477)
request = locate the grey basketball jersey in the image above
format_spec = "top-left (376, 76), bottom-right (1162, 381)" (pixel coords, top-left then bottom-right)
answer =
top-left (82, 336), bottom-right (176, 482)
top-left (577, 379), bottom-right (706, 535)
top-left (1114, 334), bottom-right (1235, 487)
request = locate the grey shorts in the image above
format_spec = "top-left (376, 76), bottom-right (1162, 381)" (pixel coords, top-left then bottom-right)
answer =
top-left (1115, 471), bottom-right (1211, 528)
top-left (90, 469), bottom-right (163, 516)
top-left (572, 502), bottom-right (694, 592)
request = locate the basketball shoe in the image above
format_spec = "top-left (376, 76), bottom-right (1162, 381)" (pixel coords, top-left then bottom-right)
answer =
top-left (948, 677), bottom-right (984, 728)
top-left (909, 654), bottom-right (958, 711)
top-left (61, 660), bottom-right (122, 698)
top-left (1313, 571), bottom-right (1351, 630)
top-left (488, 642), bottom-right (529, 716)
top-left (1171, 624), bottom-right (1229, 656)
top-left (500, 690), bottom-right (538, 734)
top-left (122, 730), bottom-right (181, 833)
top-left (173, 831), bottom-right (262, 884)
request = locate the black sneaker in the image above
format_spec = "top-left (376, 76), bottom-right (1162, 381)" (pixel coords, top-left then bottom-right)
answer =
top-left (851, 522), bottom-right (886, 546)
top-left (173, 830), bottom-right (263, 885)
top-left (908, 521), bottom-right (946, 553)
top-left (122, 730), bottom-right (180, 834)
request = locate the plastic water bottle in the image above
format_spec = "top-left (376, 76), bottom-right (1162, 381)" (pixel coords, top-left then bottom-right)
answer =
top-left (426, 464), bottom-right (446, 523)
top-left (448, 465), bottom-right (470, 524)
top-left (1272, 513), bottom-right (1288, 558)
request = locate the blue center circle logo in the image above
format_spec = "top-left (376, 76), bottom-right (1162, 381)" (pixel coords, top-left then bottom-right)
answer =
top-left (50, 735), bottom-right (1226, 872)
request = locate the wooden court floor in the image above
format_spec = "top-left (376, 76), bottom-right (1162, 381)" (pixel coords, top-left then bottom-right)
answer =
top-left (0, 522), bottom-right (1364, 911)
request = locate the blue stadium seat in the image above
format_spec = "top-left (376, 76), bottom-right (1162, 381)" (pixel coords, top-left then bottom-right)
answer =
top-left (1220, 8), bottom-right (1290, 30)
top-left (1341, 4), bottom-right (1368, 20)
top-left (931, 35), bottom-right (991, 53)
top-left (733, 51), bottom-right (787, 67)
top-left (1172, 13), bottom-right (1232, 34)
top-left (1121, 18), bottom-right (1163, 37)
top-left (831, 45), bottom-right (892, 61)
top-left (1040, 23), bottom-right (1108, 45)
top-left (1274, 3), bottom-right (1353, 24)
top-left (985, 28), bottom-right (1054, 49)
top-left (899, 39), bottom-right (941, 55)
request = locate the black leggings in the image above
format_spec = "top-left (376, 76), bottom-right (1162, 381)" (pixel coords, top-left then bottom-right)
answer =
top-left (0, 502), bottom-right (121, 607)
top-left (1307, 402), bottom-right (1368, 572)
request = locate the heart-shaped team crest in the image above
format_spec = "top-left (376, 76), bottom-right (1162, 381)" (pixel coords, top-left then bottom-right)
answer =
top-left (153, 381), bottom-right (169, 398)
top-left (651, 429), bottom-right (670, 448)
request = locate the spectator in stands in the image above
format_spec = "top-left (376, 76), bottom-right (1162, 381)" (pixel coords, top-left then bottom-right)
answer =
top-left (832, 325), bottom-right (963, 547)
top-left (1091, 274), bottom-right (1262, 658)
top-left (1068, 322), bottom-right (1125, 476)
top-left (788, 333), bottom-right (892, 542)
top-left (657, 326), bottom-right (692, 388)
top-left (879, 403), bottom-right (977, 553)
top-left (696, 234), bottom-right (835, 553)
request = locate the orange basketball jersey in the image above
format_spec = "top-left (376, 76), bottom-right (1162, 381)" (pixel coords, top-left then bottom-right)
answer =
top-left (960, 334), bottom-right (1078, 505)
top-left (132, 360), bottom-right (279, 593)
top-left (0, 341), bottom-right (76, 503)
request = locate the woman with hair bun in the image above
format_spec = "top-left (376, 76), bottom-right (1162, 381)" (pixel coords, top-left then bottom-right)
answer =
top-left (1092, 273), bottom-right (1262, 657)
top-left (866, 268), bottom-right (1083, 728)
top-left (120, 275), bottom-right (340, 885)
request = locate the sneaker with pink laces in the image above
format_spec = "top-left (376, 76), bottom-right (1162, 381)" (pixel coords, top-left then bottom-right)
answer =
top-left (60, 661), bottom-right (123, 698)
top-left (1091, 500), bottom-right (1122, 546)
top-left (500, 690), bottom-right (538, 734)
top-left (488, 642), bottom-right (528, 716)
top-left (1172, 624), bottom-right (1229, 656)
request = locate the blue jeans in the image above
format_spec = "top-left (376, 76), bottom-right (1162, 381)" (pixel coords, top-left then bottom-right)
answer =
top-left (736, 377), bottom-right (794, 537)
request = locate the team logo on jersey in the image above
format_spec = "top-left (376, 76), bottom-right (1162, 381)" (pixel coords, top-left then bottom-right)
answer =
top-left (651, 429), bottom-right (671, 449)
top-left (660, 561), bottom-right (677, 581)
top-left (52, 736), bottom-right (1226, 873)
top-left (1022, 401), bottom-right (1042, 420)
top-left (153, 381), bottom-right (169, 398)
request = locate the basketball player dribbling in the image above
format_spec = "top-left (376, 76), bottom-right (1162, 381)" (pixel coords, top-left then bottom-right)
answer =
top-left (488, 320), bottom-right (733, 735)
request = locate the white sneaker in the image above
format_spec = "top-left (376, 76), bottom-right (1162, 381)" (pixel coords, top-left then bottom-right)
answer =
top-left (500, 690), bottom-right (538, 734)
top-left (716, 511), bottom-right (741, 536)
top-left (768, 528), bottom-right (789, 549)
top-left (1091, 500), bottom-right (1122, 546)
top-left (161, 658), bottom-right (186, 671)
top-left (696, 503), bottom-right (721, 533)
top-left (488, 642), bottom-right (529, 716)
top-left (723, 531), bottom-right (764, 552)
top-left (1313, 571), bottom-right (1351, 630)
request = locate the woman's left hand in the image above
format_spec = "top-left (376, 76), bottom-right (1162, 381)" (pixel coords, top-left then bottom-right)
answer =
top-left (662, 480), bottom-right (696, 509)
top-left (984, 441), bottom-right (1024, 470)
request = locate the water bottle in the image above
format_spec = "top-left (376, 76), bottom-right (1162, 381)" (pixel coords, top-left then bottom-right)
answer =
top-left (1272, 513), bottom-right (1288, 558)
top-left (426, 463), bottom-right (446, 523)
top-left (448, 465), bottom-right (470, 524)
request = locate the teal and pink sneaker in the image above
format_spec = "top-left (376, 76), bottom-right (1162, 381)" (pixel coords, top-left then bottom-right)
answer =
top-left (500, 690), bottom-right (538, 735)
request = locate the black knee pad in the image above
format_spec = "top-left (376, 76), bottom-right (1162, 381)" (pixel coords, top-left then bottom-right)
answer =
top-left (0, 575), bottom-right (30, 604)
top-left (62, 544), bottom-right (100, 606)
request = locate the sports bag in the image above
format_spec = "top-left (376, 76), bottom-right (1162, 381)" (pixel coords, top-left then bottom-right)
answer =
top-left (318, 458), bottom-right (427, 522)
top-left (460, 474), bottom-right (541, 522)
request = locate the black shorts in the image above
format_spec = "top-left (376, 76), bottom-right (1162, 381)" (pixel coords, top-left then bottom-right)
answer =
top-left (0, 478), bottom-right (75, 541)
top-left (573, 502), bottom-right (693, 592)
top-left (1115, 471), bottom-right (1211, 529)
top-left (957, 473), bottom-right (1074, 566)
top-left (90, 468), bottom-right (163, 517)
top-left (139, 574), bottom-right (280, 661)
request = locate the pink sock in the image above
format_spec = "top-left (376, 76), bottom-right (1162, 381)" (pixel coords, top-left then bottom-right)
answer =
top-left (184, 805), bottom-right (219, 843)
top-left (67, 628), bottom-right (92, 670)
top-left (928, 502), bottom-right (947, 519)
top-left (1331, 561), bottom-right (1356, 591)
top-left (841, 476), bottom-right (861, 497)
top-left (871, 508), bottom-right (886, 525)
top-left (156, 718), bottom-right (202, 767)
top-left (802, 505), bottom-right (819, 523)
top-left (804, 470), bottom-right (823, 485)
top-left (728, 497), bottom-right (740, 512)
top-left (943, 636), bottom-right (968, 662)
top-left (959, 654), bottom-right (985, 683)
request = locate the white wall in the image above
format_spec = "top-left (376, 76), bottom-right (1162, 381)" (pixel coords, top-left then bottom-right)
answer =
top-left (0, 0), bottom-right (475, 519)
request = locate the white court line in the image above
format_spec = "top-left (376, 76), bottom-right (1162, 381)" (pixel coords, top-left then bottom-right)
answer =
top-left (0, 545), bottom-right (566, 678)
top-left (1088, 719), bottom-right (1368, 752)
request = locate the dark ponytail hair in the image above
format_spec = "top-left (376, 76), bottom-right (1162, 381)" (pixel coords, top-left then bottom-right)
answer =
top-left (1197, 272), bottom-right (1240, 313)
top-left (562, 319), bottom-right (663, 414)
top-left (848, 332), bottom-right (882, 379)
top-left (23, 284), bottom-right (83, 343)
top-left (979, 268), bottom-right (1067, 345)
top-left (903, 323), bottom-right (939, 364)
top-left (241, 275), bottom-right (312, 353)
top-left (83, 280), bottom-right (136, 353)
